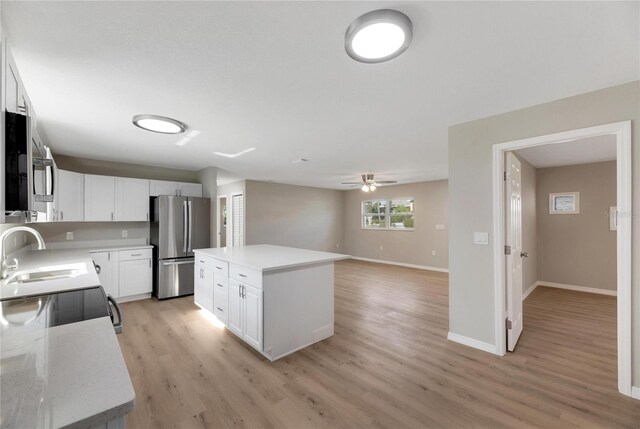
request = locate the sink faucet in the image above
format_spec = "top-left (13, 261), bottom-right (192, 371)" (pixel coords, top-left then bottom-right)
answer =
top-left (0, 227), bottom-right (46, 279)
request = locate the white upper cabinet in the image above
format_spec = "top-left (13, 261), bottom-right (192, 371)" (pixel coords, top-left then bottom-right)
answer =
top-left (57, 170), bottom-right (84, 222)
top-left (149, 180), bottom-right (179, 197)
top-left (150, 180), bottom-right (203, 197)
top-left (115, 177), bottom-right (150, 221)
top-left (177, 182), bottom-right (203, 197)
top-left (84, 175), bottom-right (116, 221)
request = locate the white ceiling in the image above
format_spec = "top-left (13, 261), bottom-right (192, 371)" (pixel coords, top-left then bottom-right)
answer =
top-left (3, 1), bottom-right (639, 189)
top-left (516, 135), bottom-right (617, 169)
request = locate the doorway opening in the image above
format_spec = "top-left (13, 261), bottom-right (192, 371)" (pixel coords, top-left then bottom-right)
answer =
top-left (492, 121), bottom-right (632, 397)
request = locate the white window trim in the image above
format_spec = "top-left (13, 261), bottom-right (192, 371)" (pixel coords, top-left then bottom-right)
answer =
top-left (548, 192), bottom-right (580, 214)
top-left (361, 198), bottom-right (415, 231)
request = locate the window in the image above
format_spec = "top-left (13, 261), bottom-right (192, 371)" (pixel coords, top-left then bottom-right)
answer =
top-left (549, 192), bottom-right (580, 214)
top-left (362, 198), bottom-right (414, 229)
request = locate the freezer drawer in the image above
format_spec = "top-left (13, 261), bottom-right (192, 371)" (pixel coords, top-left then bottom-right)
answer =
top-left (156, 258), bottom-right (194, 299)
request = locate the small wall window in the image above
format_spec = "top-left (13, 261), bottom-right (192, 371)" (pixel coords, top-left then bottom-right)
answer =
top-left (362, 198), bottom-right (414, 230)
top-left (549, 192), bottom-right (580, 214)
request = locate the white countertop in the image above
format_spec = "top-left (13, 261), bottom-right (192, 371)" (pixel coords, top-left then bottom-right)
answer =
top-left (0, 317), bottom-right (135, 429)
top-left (0, 249), bottom-right (102, 300)
top-left (194, 244), bottom-right (349, 272)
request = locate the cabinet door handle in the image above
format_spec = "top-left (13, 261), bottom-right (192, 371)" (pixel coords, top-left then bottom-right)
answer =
top-left (216, 307), bottom-right (223, 312)
top-left (239, 273), bottom-right (247, 278)
top-left (149, 260), bottom-right (151, 268)
top-left (216, 266), bottom-right (223, 270)
top-left (238, 285), bottom-right (242, 297)
top-left (217, 283), bottom-right (223, 288)
top-left (131, 253), bottom-right (142, 257)
top-left (111, 212), bottom-right (114, 221)
top-left (60, 211), bottom-right (64, 220)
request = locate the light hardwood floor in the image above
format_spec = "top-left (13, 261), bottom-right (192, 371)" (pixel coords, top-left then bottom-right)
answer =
top-left (117, 260), bottom-right (640, 428)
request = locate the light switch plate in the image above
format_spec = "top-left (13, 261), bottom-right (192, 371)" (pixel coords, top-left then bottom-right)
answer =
top-left (474, 232), bottom-right (489, 245)
top-left (66, 232), bottom-right (74, 241)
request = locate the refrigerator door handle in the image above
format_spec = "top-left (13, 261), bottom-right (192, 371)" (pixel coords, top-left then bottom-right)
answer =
top-left (188, 200), bottom-right (193, 252)
top-left (183, 200), bottom-right (188, 253)
top-left (162, 258), bottom-right (194, 266)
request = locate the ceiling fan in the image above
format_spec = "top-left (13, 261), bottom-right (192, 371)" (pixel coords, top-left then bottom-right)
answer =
top-left (341, 174), bottom-right (397, 192)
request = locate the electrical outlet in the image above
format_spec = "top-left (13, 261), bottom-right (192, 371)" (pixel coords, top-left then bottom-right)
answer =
top-left (66, 232), bottom-right (74, 241)
top-left (432, 250), bottom-right (436, 256)
top-left (379, 245), bottom-right (383, 251)
top-left (122, 230), bottom-right (128, 238)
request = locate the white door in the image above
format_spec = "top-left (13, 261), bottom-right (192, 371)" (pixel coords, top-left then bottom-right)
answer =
top-left (228, 278), bottom-right (243, 337)
top-left (91, 252), bottom-right (117, 298)
top-left (84, 175), bottom-right (116, 221)
top-left (57, 170), bottom-right (84, 221)
top-left (242, 284), bottom-right (263, 350)
top-left (115, 177), bottom-right (150, 221)
top-left (149, 180), bottom-right (178, 197)
top-left (119, 259), bottom-right (153, 297)
top-left (506, 152), bottom-right (524, 351)
top-left (177, 183), bottom-right (203, 197)
top-left (231, 194), bottom-right (244, 247)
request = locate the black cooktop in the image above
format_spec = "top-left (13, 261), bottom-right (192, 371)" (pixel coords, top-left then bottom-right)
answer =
top-left (0, 286), bottom-right (110, 335)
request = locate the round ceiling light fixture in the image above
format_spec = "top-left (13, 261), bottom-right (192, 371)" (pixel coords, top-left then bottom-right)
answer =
top-left (345, 9), bottom-right (413, 63)
top-left (132, 114), bottom-right (186, 134)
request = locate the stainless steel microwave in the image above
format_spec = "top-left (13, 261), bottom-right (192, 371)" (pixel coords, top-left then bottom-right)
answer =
top-left (4, 111), bottom-right (55, 221)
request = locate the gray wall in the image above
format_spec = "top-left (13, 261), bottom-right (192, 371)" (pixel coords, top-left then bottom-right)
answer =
top-left (244, 180), bottom-right (343, 253)
top-left (537, 161), bottom-right (616, 291)
top-left (342, 180), bottom-right (448, 269)
top-left (518, 155), bottom-right (538, 294)
top-left (197, 166), bottom-right (218, 248)
top-left (448, 81), bottom-right (639, 385)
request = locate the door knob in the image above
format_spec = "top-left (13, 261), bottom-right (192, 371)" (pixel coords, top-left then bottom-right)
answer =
top-left (521, 251), bottom-right (529, 258)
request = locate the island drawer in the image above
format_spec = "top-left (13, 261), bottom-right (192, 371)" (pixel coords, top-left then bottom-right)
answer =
top-left (214, 299), bottom-right (227, 325)
top-left (214, 288), bottom-right (227, 308)
top-left (229, 264), bottom-right (262, 288)
top-left (119, 248), bottom-right (152, 261)
top-left (214, 275), bottom-right (228, 293)
top-left (195, 255), bottom-right (228, 274)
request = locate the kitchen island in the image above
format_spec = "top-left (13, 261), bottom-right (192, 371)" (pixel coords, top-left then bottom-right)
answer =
top-left (193, 245), bottom-right (349, 361)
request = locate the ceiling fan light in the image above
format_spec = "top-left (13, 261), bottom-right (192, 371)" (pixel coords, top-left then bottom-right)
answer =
top-left (362, 184), bottom-right (370, 192)
top-left (369, 184), bottom-right (376, 191)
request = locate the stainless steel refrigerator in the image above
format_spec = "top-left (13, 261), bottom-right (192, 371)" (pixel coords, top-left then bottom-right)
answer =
top-left (150, 196), bottom-right (210, 299)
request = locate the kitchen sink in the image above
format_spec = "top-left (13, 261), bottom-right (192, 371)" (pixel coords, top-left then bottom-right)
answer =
top-left (7, 268), bottom-right (82, 285)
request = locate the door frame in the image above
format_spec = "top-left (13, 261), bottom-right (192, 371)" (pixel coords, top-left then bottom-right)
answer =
top-left (216, 194), bottom-right (227, 248)
top-left (229, 192), bottom-right (245, 246)
top-left (492, 121), bottom-right (632, 397)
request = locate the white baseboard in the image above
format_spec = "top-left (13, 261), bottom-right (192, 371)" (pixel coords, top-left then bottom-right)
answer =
top-left (350, 256), bottom-right (449, 273)
top-left (447, 332), bottom-right (497, 355)
top-left (631, 386), bottom-right (640, 400)
top-left (116, 293), bottom-right (152, 303)
top-left (536, 281), bottom-right (616, 296)
top-left (522, 281), bottom-right (538, 300)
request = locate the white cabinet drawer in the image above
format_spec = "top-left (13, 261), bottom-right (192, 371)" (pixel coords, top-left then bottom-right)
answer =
top-left (119, 248), bottom-right (152, 261)
top-left (229, 264), bottom-right (262, 288)
top-left (212, 259), bottom-right (228, 276)
top-left (213, 298), bottom-right (227, 324)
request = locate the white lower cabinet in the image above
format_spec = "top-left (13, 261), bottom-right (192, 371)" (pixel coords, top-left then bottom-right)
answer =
top-left (119, 258), bottom-right (152, 297)
top-left (91, 248), bottom-right (152, 300)
top-left (90, 251), bottom-right (118, 298)
top-left (194, 260), bottom-right (214, 313)
top-left (228, 278), bottom-right (263, 350)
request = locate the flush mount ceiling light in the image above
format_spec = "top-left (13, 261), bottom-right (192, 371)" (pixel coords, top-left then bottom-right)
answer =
top-left (345, 9), bottom-right (413, 63)
top-left (132, 114), bottom-right (186, 134)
